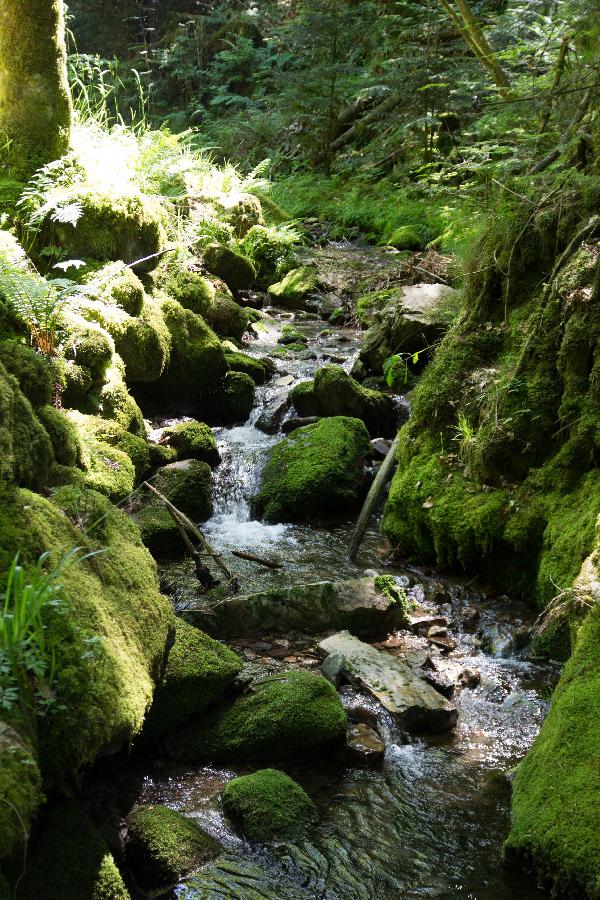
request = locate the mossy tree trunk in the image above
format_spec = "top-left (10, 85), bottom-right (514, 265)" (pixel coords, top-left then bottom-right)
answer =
top-left (0, 0), bottom-right (72, 180)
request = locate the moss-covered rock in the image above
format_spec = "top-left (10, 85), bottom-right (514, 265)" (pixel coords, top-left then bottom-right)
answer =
top-left (224, 351), bottom-right (270, 385)
top-left (0, 722), bottom-right (43, 861)
top-left (67, 412), bottom-right (136, 499)
top-left (18, 801), bottom-right (130, 900)
top-left (0, 486), bottom-right (174, 783)
top-left (203, 244), bottom-right (256, 292)
top-left (254, 416), bottom-right (371, 523)
top-left (267, 266), bottom-right (318, 307)
top-left (301, 365), bottom-right (397, 437)
top-left (126, 804), bottom-right (220, 891)
top-left (387, 224), bottom-right (423, 250)
top-left (37, 405), bottom-right (82, 468)
top-left (157, 298), bottom-right (229, 412)
top-left (50, 484), bottom-right (110, 542)
top-left (0, 340), bottom-right (54, 407)
top-left (241, 223), bottom-right (298, 287)
top-left (84, 261), bottom-right (146, 316)
top-left (63, 323), bottom-right (114, 385)
top-left (98, 360), bottom-right (145, 435)
top-left (165, 268), bottom-right (215, 317)
top-left (142, 619), bottom-right (242, 739)
top-left (205, 294), bottom-right (249, 341)
top-left (148, 442), bottom-right (178, 469)
top-left (216, 370), bottom-right (255, 424)
top-left (0, 361), bottom-right (54, 489)
top-left (288, 380), bottom-right (316, 416)
top-left (167, 670), bottom-right (347, 762)
top-left (215, 192), bottom-right (264, 238)
top-left (160, 420), bottom-right (220, 467)
top-left (222, 769), bottom-right (317, 841)
top-left (41, 189), bottom-right (166, 269)
top-left (505, 597), bottom-right (600, 897)
top-left (132, 504), bottom-right (181, 557)
top-left (155, 459), bottom-right (213, 521)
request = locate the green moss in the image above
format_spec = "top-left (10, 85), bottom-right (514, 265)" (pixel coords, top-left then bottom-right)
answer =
top-left (205, 295), bottom-right (249, 341)
top-left (216, 370), bottom-right (255, 424)
top-left (311, 364), bottom-right (397, 437)
top-left (224, 351), bottom-right (269, 385)
top-left (168, 670), bottom-right (347, 762)
top-left (160, 420), bottom-right (220, 467)
top-left (67, 411), bottom-right (136, 500)
top-left (19, 801), bottom-right (130, 900)
top-left (0, 179), bottom-right (24, 220)
top-left (0, 488), bottom-right (174, 781)
top-left (155, 460), bottom-right (213, 521)
top-left (0, 340), bottom-right (54, 407)
top-left (98, 362), bottom-right (145, 435)
top-left (84, 262), bottom-right (146, 316)
top-left (356, 289), bottom-right (396, 327)
top-left (289, 380), bottom-right (317, 416)
top-left (374, 574), bottom-right (411, 628)
top-left (64, 323), bottom-right (114, 384)
top-left (222, 769), bottom-right (317, 841)
top-left (50, 484), bottom-right (110, 542)
top-left (112, 303), bottom-right (171, 384)
top-left (37, 405), bottom-right (82, 467)
top-left (0, 724), bottom-right (43, 861)
top-left (148, 442), bottom-right (178, 469)
top-left (132, 505), bottom-right (181, 557)
top-left (241, 223), bottom-right (298, 287)
top-left (505, 601), bottom-right (600, 898)
top-left (165, 268), bottom-right (215, 317)
top-left (41, 189), bottom-right (165, 269)
top-left (157, 298), bottom-right (229, 411)
top-left (267, 266), bottom-right (318, 304)
top-left (203, 244), bottom-right (256, 292)
top-left (142, 618), bottom-right (242, 739)
top-left (386, 224), bottom-right (423, 250)
top-left (126, 804), bottom-right (220, 891)
top-left (254, 416), bottom-right (371, 523)
top-left (0, 362), bottom-right (54, 489)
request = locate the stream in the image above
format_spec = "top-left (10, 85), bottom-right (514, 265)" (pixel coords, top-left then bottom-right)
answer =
top-left (142, 243), bottom-right (555, 899)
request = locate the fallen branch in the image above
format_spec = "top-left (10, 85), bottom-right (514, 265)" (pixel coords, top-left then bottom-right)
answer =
top-left (348, 432), bottom-right (402, 562)
top-left (231, 550), bottom-right (283, 570)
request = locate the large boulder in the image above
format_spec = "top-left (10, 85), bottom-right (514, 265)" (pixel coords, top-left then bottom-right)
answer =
top-left (193, 577), bottom-right (412, 640)
top-left (360, 282), bottom-right (459, 374)
top-left (159, 420), bottom-right (220, 467)
top-left (254, 416), bottom-right (371, 523)
top-left (214, 192), bottom-right (264, 237)
top-left (291, 365), bottom-right (397, 437)
top-left (141, 619), bottom-right (242, 740)
top-left (317, 631), bottom-right (458, 733)
top-left (154, 459), bottom-right (213, 521)
top-left (267, 266), bottom-right (318, 309)
top-left (222, 769), bottom-right (317, 841)
top-left (165, 670), bottom-right (347, 762)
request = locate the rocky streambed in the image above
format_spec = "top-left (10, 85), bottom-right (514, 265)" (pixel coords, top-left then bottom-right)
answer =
top-left (103, 242), bottom-right (557, 899)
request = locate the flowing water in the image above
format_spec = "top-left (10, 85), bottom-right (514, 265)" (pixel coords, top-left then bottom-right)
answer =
top-left (143, 244), bottom-right (555, 899)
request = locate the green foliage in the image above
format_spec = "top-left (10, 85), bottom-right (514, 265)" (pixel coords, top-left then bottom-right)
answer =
top-left (222, 769), bottom-right (317, 841)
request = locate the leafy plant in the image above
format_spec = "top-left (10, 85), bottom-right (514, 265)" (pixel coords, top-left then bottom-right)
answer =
top-left (453, 411), bottom-right (478, 477)
top-left (0, 548), bottom-right (99, 721)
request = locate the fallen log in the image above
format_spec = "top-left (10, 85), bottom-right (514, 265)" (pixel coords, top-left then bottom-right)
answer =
top-left (231, 550), bottom-right (284, 570)
top-left (348, 431), bottom-right (402, 563)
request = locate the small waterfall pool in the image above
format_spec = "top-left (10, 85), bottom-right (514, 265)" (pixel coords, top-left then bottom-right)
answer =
top-left (143, 245), bottom-right (555, 899)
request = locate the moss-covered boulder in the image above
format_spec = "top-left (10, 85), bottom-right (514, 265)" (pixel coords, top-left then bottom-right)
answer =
top-left (216, 370), bottom-right (255, 424)
top-left (0, 486), bottom-right (174, 782)
top-left (18, 801), bottom-right (130, 900)
top-left (41, 188), bottom-right (166, 269)
top-left (224, 351), bottom-right (270, 385)
top-left (63, 321), bottom-right (115, 388)
top-left (165, 268), bottom-right (215, 317)
top-left (132, 505), bottom-right (181, 557)
top-left (267, 266), bottom-right (318, 308)
top-left (67, 412), bottom-right (136, 499)
top-left (157, 298), bottom-right (229, 412)
top-left (167, 670), bottom-right (347, 762)
top-left (205, 293), bottom-right (249, 341)
top-left (142, 619), bottom-right (242, 739)
top-left (387, 224), bottom-right (423, 250)
top-left (254, 416), bottom-right (371, 523)
top-left (241, 223), bottom-right (298, 287)
top-left (222, 769), bottom-right (317, 841)
top-left (155, 459), bottom-right (213, 521)
top-left (0, 340), bottom-right (54, 407)
top-left (292, 365), bottom-right (397, 437)
top-left (37, 405), bottom-right (82, 468)
top-left (505, 530), bottom-right (600, 899)
top-left (203, 244), bottom-right (256, 292)
top-left (84, 261), bottom-right (146, 316)
top-left (126, 804), bottom-right (220, 891)
top-left (0, 722), bottom-right (43, 862)
top-left (160, 420), bottom-right (220, 467)
top-left (214, 192), bottom-right (264, 237)
top-left (0, 361), bottom-right (54, 489)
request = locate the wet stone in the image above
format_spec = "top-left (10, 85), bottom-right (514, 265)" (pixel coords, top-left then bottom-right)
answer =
top-left (461, 606), bottom-right (481, 631)
top-left (428, 625), bottom-right (449, 639)
top-left (345, 723), bottom-right (385, 767)
top-left (428, 634), bottom-right (457, 653)
top-left (321, 652), bottom-right (346, 688)
top-left (410, 616), bottom-right (449, 635)
top-left (458, 668), bottom-right (481, 689)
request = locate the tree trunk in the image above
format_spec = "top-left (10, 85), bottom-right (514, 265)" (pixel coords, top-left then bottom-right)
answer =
top-left (0, 0), bottom-right (72, 179)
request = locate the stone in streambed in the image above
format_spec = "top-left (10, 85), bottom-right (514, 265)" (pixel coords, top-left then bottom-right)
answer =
top-left (191, 577), bottom-right (413, 640)
top-left (154, 459), bottom-right (213, 521)
top-left (126, 804), bottom-right (220, 892)
top-left (159, 419), bottom-right (220, 467)
top-left (222, 769), bottom-right (317, 841)
top-left (345, 723), bottom-right (385, 767)
top-left (317, 631), bottom-right (458, 733)
top-left (253, 416), bottom-right (371, 523)
top-left (164, 670), bottom-right (347, 763)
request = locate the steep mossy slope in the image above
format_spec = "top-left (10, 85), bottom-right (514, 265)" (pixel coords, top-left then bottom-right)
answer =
top-left (383, 176), bottom-right (600, 618)
top-left (505, 521), bottom-right (600, 898)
